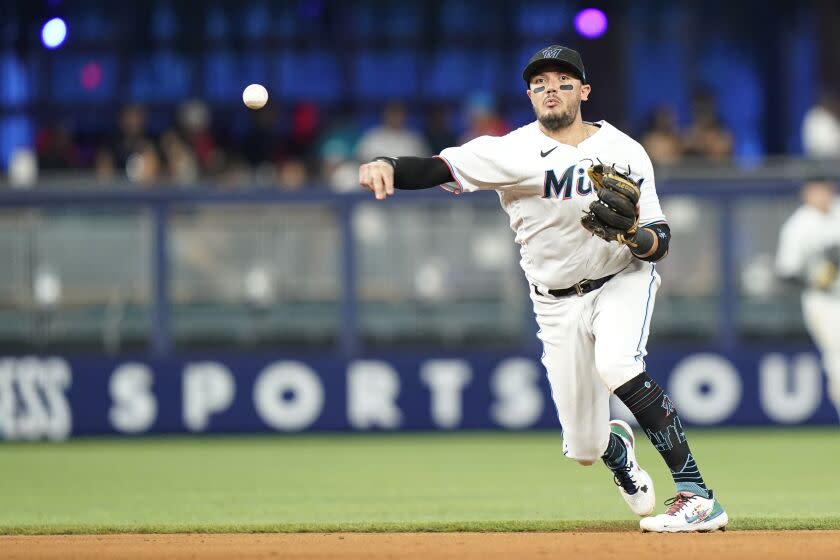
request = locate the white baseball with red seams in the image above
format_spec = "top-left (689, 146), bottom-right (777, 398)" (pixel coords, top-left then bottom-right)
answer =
top-left (242, 83), bottom-right (268, 110)
top-left (438, 120), bottom-right (667, 461)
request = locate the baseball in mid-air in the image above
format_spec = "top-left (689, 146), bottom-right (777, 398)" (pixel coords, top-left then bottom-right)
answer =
top-left (242, 83), bottom-right (268, 110)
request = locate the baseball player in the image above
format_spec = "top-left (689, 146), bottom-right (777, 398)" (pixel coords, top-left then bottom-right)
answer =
top-left (359, 45), bottom-right (727, 532)
top-left (776, 178), bottom-right (840, 419)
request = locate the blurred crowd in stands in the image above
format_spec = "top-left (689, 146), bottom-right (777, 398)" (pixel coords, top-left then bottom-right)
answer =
top-left (16, 93), bottom-right (510, 190)
top-left (11, 86), bottom-right (840, 190)
top-left (640, 90), bottom-right (734, 166)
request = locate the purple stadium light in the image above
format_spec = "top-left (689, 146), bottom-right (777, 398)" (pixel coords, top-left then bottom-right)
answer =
top-left (41, 18), bottom-right (68, 49)
top-left (81, 61), bottom-right (103, 90)
top-left (574, 8), bottom-right (608, 39)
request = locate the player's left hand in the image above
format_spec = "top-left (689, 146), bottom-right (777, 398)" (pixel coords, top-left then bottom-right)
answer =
top-left (580, 163), bottom-right (641, 247)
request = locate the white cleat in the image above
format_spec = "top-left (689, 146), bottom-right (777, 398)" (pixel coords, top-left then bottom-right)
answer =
top-left (608, 419), bottom-right (656, 517)
top-left (640, 491), bottom-right (729, 533)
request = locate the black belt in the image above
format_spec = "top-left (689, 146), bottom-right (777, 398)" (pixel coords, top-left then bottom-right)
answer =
top-left (533, 274), bottom-right (615, 298)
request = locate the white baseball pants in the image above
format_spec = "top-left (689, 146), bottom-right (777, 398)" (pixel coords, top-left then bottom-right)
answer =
top-left (802, 290), bottom-right (840, 419)
top-left (530, 260), bottom-right (661, 464)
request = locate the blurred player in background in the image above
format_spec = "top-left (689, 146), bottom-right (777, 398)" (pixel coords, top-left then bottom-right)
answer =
top-left (359, 45), bottom-right (728, 533)
top-left (776, 178), bottom-right (840, 419)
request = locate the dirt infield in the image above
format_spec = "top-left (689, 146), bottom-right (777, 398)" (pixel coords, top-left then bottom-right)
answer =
top-left (1, 531), bottom-right (839, 560)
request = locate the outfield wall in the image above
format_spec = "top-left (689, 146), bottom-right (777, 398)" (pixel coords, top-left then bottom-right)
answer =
top-left (0, 346), bottom-right (836, 440)
top-left (0, 184), bottom-right (834, 439)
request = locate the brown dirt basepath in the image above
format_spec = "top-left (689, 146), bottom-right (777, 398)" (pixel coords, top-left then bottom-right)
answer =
top-left (1, 531), bottom-right (838, 560)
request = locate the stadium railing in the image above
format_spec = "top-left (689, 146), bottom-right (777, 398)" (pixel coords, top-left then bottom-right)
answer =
top-left (0, 180), bottom-right (804, 357)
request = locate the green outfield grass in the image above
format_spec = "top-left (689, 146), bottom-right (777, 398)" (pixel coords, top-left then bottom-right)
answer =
top-left (1, 428), bottom-right (839, 534)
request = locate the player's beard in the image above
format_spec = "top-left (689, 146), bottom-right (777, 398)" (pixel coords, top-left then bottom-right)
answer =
top-left (537, 103), bottom-right (579, 131)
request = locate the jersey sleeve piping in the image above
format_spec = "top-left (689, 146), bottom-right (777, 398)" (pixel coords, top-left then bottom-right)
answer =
top-left (434, 154), bottom-right (464, 195)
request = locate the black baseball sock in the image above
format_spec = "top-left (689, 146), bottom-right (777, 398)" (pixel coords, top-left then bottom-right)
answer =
top-left (614, 372), bottom-right (709, 498)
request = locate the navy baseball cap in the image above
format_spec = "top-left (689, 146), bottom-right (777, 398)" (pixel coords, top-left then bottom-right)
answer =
top-left (522, 45), bottom-right (587, 85)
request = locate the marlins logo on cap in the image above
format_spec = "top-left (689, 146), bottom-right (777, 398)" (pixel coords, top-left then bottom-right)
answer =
top-left (541, 47), bottom-right (565, 59)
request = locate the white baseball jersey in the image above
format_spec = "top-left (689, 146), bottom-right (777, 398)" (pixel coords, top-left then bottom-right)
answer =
top-left (438, 120), bottom-right (666, 289)
top-left (438, 119), bottom-right (666, 461)
top-left (776, 201), bottom-right (840, 295)
top-left (776, 201), bottom-right (840, 417)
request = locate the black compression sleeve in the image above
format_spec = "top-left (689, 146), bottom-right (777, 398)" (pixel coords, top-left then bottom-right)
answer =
top-left (374, 156), bottom-right (454, 190)
top-left (630, 223), bottom-right (670, 262)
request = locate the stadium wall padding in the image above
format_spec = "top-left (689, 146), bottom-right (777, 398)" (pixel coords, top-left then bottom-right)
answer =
top-left (0, 347), bottom-right (835, 440)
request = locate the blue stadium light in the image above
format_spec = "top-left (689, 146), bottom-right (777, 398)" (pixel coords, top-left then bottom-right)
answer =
top-left (574, 8), bottom-right (608, 39)
top-left (41, 18), bottom-right (68, 49)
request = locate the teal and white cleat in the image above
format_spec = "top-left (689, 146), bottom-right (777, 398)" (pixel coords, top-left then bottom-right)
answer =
top-left (640, 491), bottom-right (728, 533)
top-left (609, 419), bottom-right (656, 517)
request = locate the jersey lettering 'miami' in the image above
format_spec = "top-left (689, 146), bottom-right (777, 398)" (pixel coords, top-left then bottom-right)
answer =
top-left (543, 164), bottom-right (592, 199)
top-left (543, 164), bottom-right (647, 200)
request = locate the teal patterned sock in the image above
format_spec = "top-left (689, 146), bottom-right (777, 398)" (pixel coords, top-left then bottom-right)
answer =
top-left (615, 373), bottom-right (708, 494)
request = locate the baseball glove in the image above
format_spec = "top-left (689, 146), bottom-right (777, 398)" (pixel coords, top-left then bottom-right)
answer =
top-left (580, 163), bottom-right (641, 247)
top-left (808, 244), bottom-right (840, 290)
